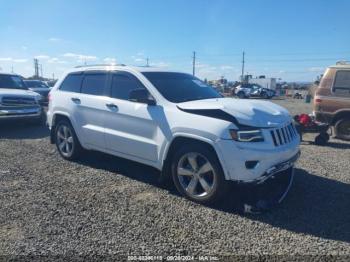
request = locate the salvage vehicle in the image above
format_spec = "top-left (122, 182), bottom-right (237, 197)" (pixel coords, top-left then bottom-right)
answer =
top-left (236, 83), bottom-right (275, 99)
top-left (0, 73), bottom-right (44, 123)
top-left (47, 65), bottom-right (300, 205)
top-left (314, 61), bottom-right (350, 140)
top-left (24, 80), bottom-right (50, 105)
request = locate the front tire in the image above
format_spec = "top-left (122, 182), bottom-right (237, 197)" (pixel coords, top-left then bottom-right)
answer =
top-left (171, 143), bottom-right (228, 204)
top-left (335, 118), bottom-right (350, 141)
top-left (55, 120), bottom-right (82, 160)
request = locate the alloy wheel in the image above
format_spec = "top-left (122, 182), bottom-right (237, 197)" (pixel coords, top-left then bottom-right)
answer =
top-left (176, 152), bottom-right (217, 199)
top-left (57, 125), bottom-right (74, 157)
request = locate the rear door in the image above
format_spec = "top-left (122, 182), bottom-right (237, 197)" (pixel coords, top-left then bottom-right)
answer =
top-left (73, 71), bottom-right (110, 150)
top-left (104, 71), bottom-right (163, 164)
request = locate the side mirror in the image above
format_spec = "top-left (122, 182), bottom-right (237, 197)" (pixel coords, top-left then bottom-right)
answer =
top-left (129, 88), bottom-right (156, 105)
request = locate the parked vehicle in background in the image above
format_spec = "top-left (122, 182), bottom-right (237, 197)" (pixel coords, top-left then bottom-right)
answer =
top-left (0, 73), bottom-right (44, 124)
top-left (235, 83), bottom-right (275, 99)
top-left (314, 62), bottom-right (350, 140)
top-left (24, 80), bottom-right (50, 105)
top-left (47, 65), bottom-right (300, 206)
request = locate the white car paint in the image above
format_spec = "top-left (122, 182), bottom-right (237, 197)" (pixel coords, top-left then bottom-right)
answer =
top-left (47, 65), bottom-right (300, 183)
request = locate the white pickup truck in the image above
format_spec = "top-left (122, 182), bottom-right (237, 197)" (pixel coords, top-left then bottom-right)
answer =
top-left (0, 73), bottom-right (43, 123)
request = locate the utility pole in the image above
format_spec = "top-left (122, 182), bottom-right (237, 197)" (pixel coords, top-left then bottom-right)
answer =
top-left (11, 65), bottom-right (14, 73)
top-left (146, 57), bottom-right (149, 67)
top-left (241, 51), bottom-right (245, 82)
top-left (34, 58), bottom-right (39, 78)
top-left (192, 51), bottom-right (196, 76)
top-left (40, 64), bottom-right (43, 78)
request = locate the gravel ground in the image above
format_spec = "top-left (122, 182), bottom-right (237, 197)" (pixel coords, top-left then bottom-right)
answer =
top-left (0, 98), bottom-right (349, 259)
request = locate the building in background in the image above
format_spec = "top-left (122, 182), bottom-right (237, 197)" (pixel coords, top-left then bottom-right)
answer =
top-left (248, 75), bottom-right (277, 90)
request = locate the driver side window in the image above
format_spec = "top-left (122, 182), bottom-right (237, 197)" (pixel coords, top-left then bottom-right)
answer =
top-left (110, 72), bottom-right (147, 101)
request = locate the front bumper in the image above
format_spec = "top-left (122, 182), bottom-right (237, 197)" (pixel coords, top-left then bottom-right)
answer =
top-left (216, 137), bottom-right (300, 182)
top-left (0, 106), bottom-right (42, 120)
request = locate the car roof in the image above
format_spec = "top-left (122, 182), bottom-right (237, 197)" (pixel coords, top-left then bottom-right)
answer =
top-left (0, 72), bottom-right (21, 76)
top-left (329, 61), bottom-right (350, 69)
top-left (67, 64), bottom-right (181, 74)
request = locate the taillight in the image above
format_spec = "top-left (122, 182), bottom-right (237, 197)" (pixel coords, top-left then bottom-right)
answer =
top-left (315, 98), bottom-right (322, 103)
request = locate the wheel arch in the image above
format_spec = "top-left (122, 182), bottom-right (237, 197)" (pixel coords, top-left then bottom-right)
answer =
top-left (161, 135), bottom-right (229, 181)
top-left (331, 110), bottom-right (350, 125)
top-left (50, 113), bottom-right (77, 144)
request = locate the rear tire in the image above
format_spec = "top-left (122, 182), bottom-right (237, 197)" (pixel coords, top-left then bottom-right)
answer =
top-left (335, 118), bottom-right (350, 141)
top-left (171, 143), bottom-right (228, 204)
top-left (54, 120), bottom-right (83, 160)
top-left (237, 92), bottom-right (245, 99)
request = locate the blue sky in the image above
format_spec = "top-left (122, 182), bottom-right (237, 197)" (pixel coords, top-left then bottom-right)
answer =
top-left (0, 0), bottom-right (349, 81)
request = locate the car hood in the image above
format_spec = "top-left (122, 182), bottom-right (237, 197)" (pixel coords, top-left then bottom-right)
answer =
top-left (177, 98), bottom-right (291, 128)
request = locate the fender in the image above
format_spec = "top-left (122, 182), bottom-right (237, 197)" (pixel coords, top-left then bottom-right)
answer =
top-left (160, 132), bottom-right (231, 180)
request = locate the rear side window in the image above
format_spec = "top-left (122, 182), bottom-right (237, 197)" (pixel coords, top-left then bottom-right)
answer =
top-left (81, 73), bottom-right (107, 96)
top-left (334, 71), bottom-right (350, 90)
top-left (59, 74), bottom-right (83, 93)
top-left (111, 73), bottom-right (146, 100)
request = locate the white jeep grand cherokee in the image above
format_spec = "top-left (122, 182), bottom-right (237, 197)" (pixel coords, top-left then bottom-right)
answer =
top-left (47, 65), bottom-right (300, 204)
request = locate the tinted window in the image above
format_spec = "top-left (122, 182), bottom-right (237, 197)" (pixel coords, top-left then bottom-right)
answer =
top-left (81, 73), bottom-right (107, 96)
top-left (334, 71), bottom-right (350, 90)
top-left (25, 80), bottom-right (49, 88)
top-left (59, 74), bottom-right (83, 93)
top-left (111, 73), bottom-right (146, 100)
top-left (0, 75), bottom-right (27, 89)
top-left (142, 72), bottom-right (221, 103)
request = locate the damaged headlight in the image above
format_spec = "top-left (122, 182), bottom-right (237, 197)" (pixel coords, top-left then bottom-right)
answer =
top-left (229, 129), bottom-right (264, 142)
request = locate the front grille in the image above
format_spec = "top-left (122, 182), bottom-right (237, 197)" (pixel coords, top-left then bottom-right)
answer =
top-left (1, 96), bottom-right (37, 106)
top-left (270, 123), bottom-right (297, 146)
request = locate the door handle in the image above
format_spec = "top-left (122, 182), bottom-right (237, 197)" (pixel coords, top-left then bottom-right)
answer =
top-left (71, 97), bottom-right (81, 104)
top-left (106, 103), bottom-right (118, 110)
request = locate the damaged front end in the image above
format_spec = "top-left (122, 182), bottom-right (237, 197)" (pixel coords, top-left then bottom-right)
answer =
top-left (241, 152), bottom-right (300, 214)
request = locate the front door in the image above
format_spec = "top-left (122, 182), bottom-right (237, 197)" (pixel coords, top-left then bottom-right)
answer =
top-left (104, 72), bottom-right (163, 163)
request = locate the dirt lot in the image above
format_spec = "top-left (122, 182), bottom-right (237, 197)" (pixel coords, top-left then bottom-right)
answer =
top-left (0, 98), bottom-right (349, 259)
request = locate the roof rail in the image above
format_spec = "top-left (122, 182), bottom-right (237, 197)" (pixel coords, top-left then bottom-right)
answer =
top-left (75, 63), bottom-right (126, 68)
top-left (336, 60), bottom-right (350, 65)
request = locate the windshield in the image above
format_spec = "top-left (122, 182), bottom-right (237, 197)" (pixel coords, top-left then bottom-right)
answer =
top-left (24, 80), bottom-right (49, 88)
top-left (0, 75), bottom-right (27, 90)
top-left (142, 72), bottom-right (222, 103)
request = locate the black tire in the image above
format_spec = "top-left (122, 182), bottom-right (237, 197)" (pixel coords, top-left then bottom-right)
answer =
top-left (315, 134), bottom-right (328, 146)
top-left (237, 92), bottom-right (245, 99)
top-left (262, 92), bottom-right (269, 99)
top-left (334, 118), bottom-right (350, 141)
top-left (54, 119), bottom-right (83, 160)
top-left (171, 143), bottom-right (229, 204)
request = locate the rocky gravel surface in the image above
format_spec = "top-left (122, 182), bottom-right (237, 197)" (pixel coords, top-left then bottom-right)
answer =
top-left (0, 98), bottom-right (349, 260)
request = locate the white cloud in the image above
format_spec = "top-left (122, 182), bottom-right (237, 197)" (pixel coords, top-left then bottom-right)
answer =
top-left (220, 65), bottom-right (234, 70)
top-left (12, 59), bottom-right (28, 63)
top-left (0, 57), bottom-right (28, 63)
top-left (103, 57), bottom-right (117, 64)
top-left (150, 61), bottom-right (170, 68)
top-left (35, 55), bottom-right (50, 60)
top-left (134, 57), bottom-right (145, 62)
top-left (48, 37), bottom-right (62, 42)
top-left (47, 57), bottom-right (67, 64)
top-left (0, 57), bottom-right (12, 62)
top-left (308, 67), bottom-right (324, 72)
top-left (63, 53), bottom-right (98, 62)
